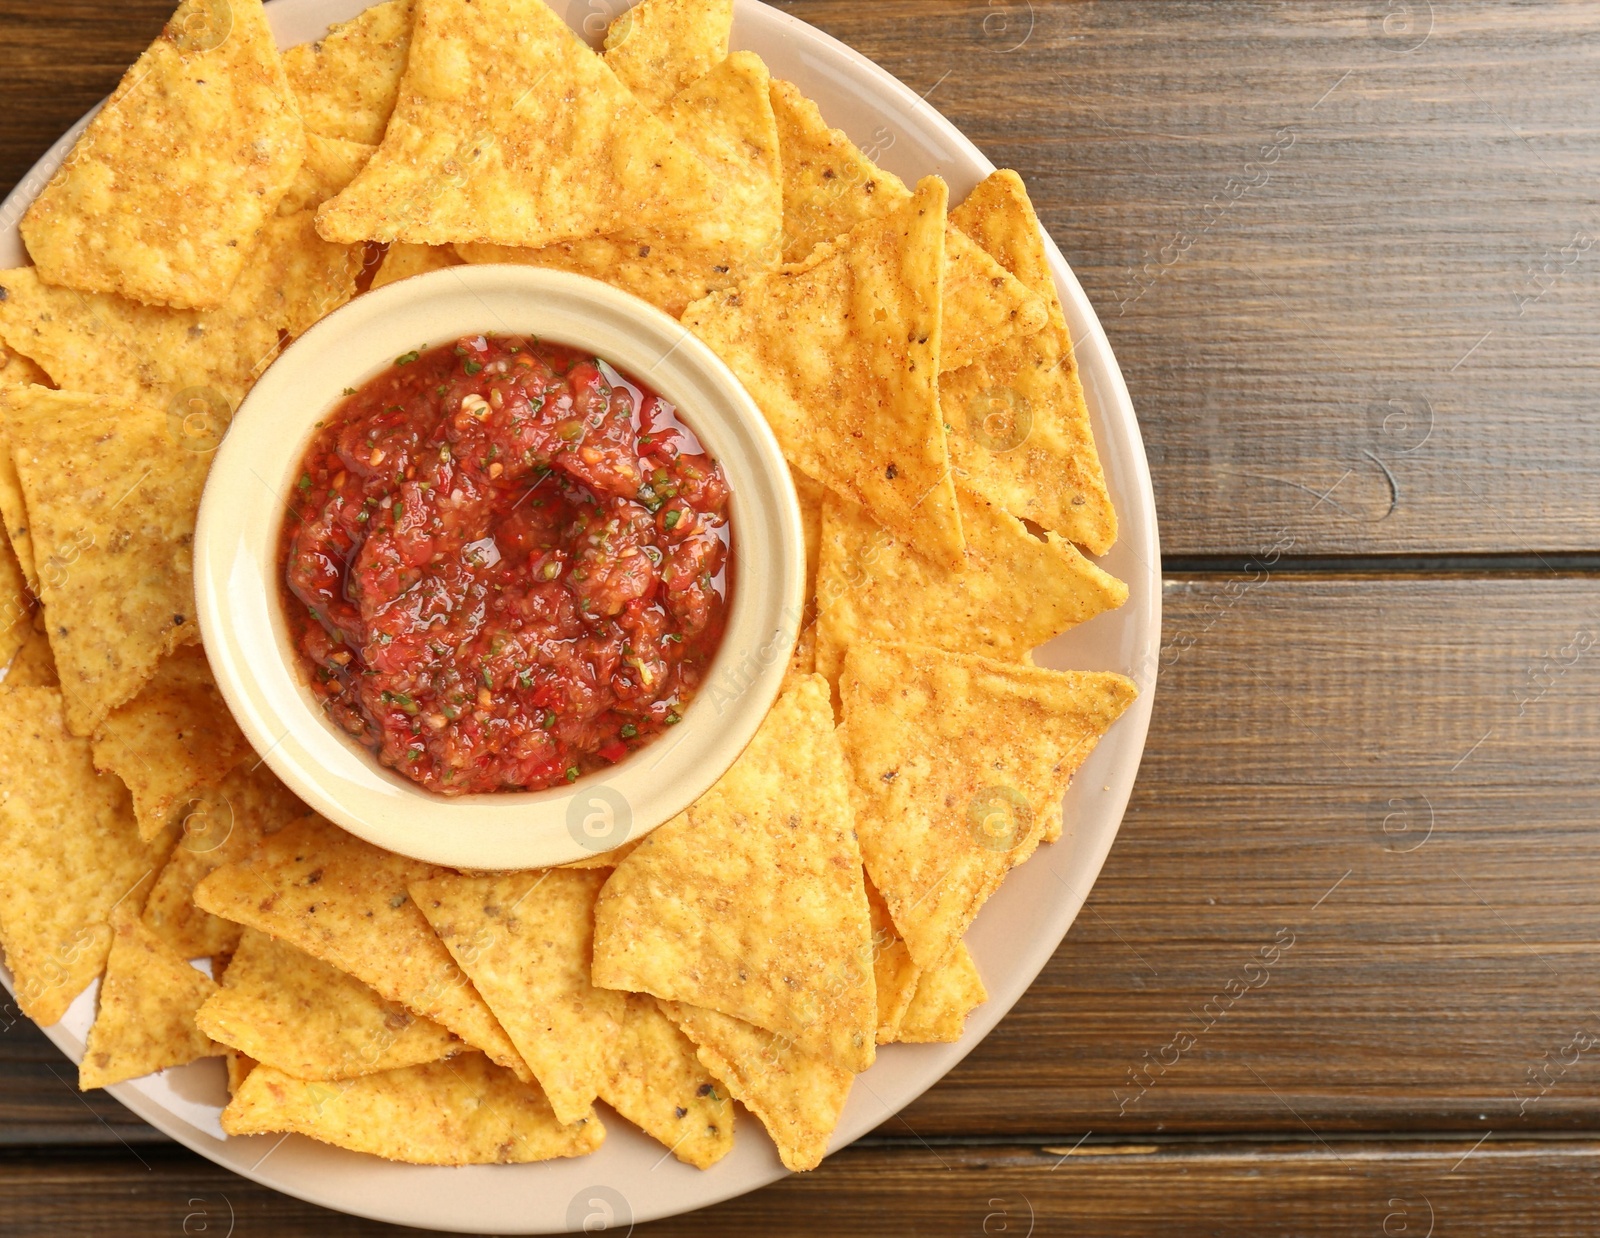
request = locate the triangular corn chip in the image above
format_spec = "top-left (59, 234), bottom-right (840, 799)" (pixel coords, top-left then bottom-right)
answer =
top-left (594, 676), bottom-right (877, 1071)
top-left (769, 80), bottom-right (1047, 372)
top-left (815, 487), bottom-right (1127, 680)
top-left (371, 242), bottom-right (461, 290)
top-left (600, 992), bottom-right (734, 1169)
top-left (0, 528), bottom-right (29, 668)
top-left (0, 345), bottom-right (48, 394)
top-left (140, 761), bottom-right (307, 959)
top-left (192, 814), bottom-right (531, 1080)
top-left (0, 687), bottom-right (172, 1024)
top-left (6, 625), bottom-right (58, 688)
top-left (222, 1053), bottom-right (605, 1165)
top-left (258, 210), bottom-right (366, 339)
top-left (946, 169), bottom-right (1117, 554)
top-left (92, 646), bottom-right (251, 842)
top-left (225, 1047), bottom-right (256, 1096)
top-left (0, 424), bottom-right (39, 592)
top-left (79, 908), bottom-right (220, 1089)
top-left (5, 389), bottom-right (208, 735)
top-left (196, 927), bottom-right (459, 1080)
top-left (278, 133), bottom-right (377, 215)
top-left (284, 0), bottom-right (417, 144)
top-left (866, 876), bottom-right (919, 1045)
top-left (663, 1001), bottom-right (852, 1173)
top-left (842, 643), bottom-right (1136, 968)
top-left (894, 943), bottom-right (987, 1044)
top-left (409, 868), bottom-right (623, 1125)
top-left (684, 177), bottom-right (965, 567)
top-left (604, 0), bottom-right (734, 112)
top-left (457, 50), bottom-right (782, 317)
top-left (316, 0), bottom-right (721, 249)
top-left (20, 0), bottom-right (303, 309)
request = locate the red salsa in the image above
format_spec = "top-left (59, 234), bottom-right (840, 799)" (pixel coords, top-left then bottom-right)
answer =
top-left (280, 334), bottom-right (732, 795)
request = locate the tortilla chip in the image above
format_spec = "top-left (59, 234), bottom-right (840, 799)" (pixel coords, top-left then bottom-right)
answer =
top-left (315, 0), bottom-right (721, 250)
top-left (663, 1001), bottom-right (852, 1173)
top-left (0, 427), bottom-right (38, 593)
top-left (0, 346), bottom-right (48, 394)
top-left (603, 0), bottom-right (734, 112)
top-left (594, 676), bottom-right (877, 1072)
top-left (865, 877), bottom-right (919, 1044)
top-left (783, 471), bottom-right (824, 688)
top-left (947, 170), bottom-right (1117, 554)
top-left (19, 0), bottom-right (303, 309)
top-left (456, 50), bottom-right (781, 317)
top-left (769, 80), bottom-right (1046, 372)
top-left (371, 242), bottom-right (461, 290)
top-left (192, 814), bottom-right (531, 1080)
top-left (4, 389), bottom-right (208, 734)
top-left (256, 210), bottom-right (365, 338)
top-left (600, 992), bottom-right (734, 1169)
top-left (196, 927), bottom-right (459, 1080)
top-left (0, 527), bottom-right (30, 668)
top-left (279, 133), bottom-right (377, 214)
top-left (91, 646), bottom-right (251, 842)
top-left (0, 687), bottom-right (172, 1024)
top-left (140, 761), bottom-right (306, 959)
top-left (684, 177), bottom-right (965, 568)
top-left (815, 487), bottom-right (1127, 680)
top-left (284, 0), bottom-right (417, 145)
top-left (222, 1052), bottom-right (604, 1165)
top-left (225, 1048), bottom-right (256, 1095)
top-left (79, 908), bottom-right (220, 1089)
top-left (6, 625), bottom-right (58, 687)
top-left (842, 643), bottom-right (1136, 968)
top-left (895, 943), bottom-right (986, 1044)
top-left (409, 868), bottom-right (623, 1125)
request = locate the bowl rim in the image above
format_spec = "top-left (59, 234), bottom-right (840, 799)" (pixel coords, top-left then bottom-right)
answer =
top-left (193, 263), bottom-right (805, 871)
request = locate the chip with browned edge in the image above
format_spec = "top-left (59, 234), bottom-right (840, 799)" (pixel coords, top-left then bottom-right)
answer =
top-left (601, 992), bottom-right (735, 1169)
top-left (946, 169), bottom-right (1118, 555)
top-left (894, 943), bottom-right (987, 1044)
top-left (842, 642), bottom-right (1137, 969)
top-left (815, 488), bottom-right (1128, 680)
top-left (284, 0), bottom-right (417, 144)
top-left (79, 907), bottom-right (219, 1089)
top-left (5, 389), bottom-right (208, 735)
top-left (410, 868), bottom-right (623, 1126)
top-left (222, 1052), bottom-right (605, 1164)
top-left (20, 0), bottom-right (304, 309)
top-left (196, 927), bottom-right (459, 1080)
top-left (91, 646), bottom-right (251, 842)
top-left (0, 687), bottom-right (172, 1024)
top-left (594, 676), bottom-right (877, 1072)
top-left (663, 1001), bottom-right (852, 1173)
top-left (684, 177), bottom-right (965, 568)
top-left (316, 0), bottom-right (720, 250)
top-left (192, 814), bottom-right (531, 1080)
top-left (604, 0), bottom-right (734, 113)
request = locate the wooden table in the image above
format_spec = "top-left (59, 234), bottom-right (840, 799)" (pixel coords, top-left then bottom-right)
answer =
top-left (4, 1), bottom-right (1598, 1232)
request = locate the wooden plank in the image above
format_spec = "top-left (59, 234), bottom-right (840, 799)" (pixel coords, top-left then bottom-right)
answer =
top-left (4, 1140), bottom-right (1600, 1235)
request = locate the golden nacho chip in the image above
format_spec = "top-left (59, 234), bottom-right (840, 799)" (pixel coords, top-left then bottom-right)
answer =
top-left (140, 760), bottom-right (306, 959)
top-left (865, 877), bottom-right (919, 1045)
top-left (0, 426), bottom-right (39, 593)
top-left (284, 0), bottom-right (417, 145)
top-left (684, 177), bottom-right (965, 568)
top-left (780, 469), bottom-right (827, 687)
top-left (0, 687), bottom-right (172, 1024)
top-left (594, 676), bottom-right (877, 1072)
top-left (815, 487), bottom-right (1127, 680)
top-left (256, 210), bottom-right (366, 338)
top-left (192, 814), bottom-right (531, 1080)
top-left (601, 992), bottom-right (734, 1169)
top-left (5, 388), bottom-right (208, 734)
top-left (315, 0), bottom-right (721, 250)
top-left (947, 169), bottom-right (1117, 554)
top-left (769, 80), bottom-right (1047, 372)
top-left (843, 643), bottom-right (1136, 969)
top-left (19, 0), bottom-right (304, 309)
top-left (79, 908), bottom-right (220, 1089)
top-left (91, 646), bottom-right (251, 842)
top-left (222, 1052), bottom-right (605, 1164)
top-left (895, 943), bottom-right (986, 1044)
top-left (663, 1001), bottom-right (852, 1173)
top-left (225, 1047), bottom-right (256, 1096)
top-left (456, 50), bottom-right (781, 317)
top-left (371, 242), bottom-right (461, 290)
top-left (5, 625), bottom-right (58, 687)
top-left (409, 868), bottom-right (623, 1126)
top-left (603, 0), bottom-right (734, 112)
top-left (0, 528), bottom-right (30, 669)
top-left (0, 346), bottom-right (48, 394)
top-left (278, 133), bottom-right (377, 214)
top-left (196, 927), bottom-right (459, 1080)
